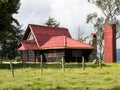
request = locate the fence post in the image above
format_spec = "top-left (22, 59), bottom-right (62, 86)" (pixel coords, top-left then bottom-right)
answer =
top-left (62, 57), bottom-right (65, 72)
top-left (99, 58), bottom-right (102, 69)
top-left (9, 62), bottom-right (14, 77)
top-left (40, 54), bottom-right (43, 75)
top-left (82, 56), bottom-right (85, 71)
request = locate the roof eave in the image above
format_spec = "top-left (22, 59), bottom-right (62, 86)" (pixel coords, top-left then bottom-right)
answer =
top-left (39, 47), bottom-right (94, 50)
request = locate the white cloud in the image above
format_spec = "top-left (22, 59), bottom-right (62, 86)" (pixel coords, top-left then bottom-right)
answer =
top-left (14, 0), bottom-right (103, 33)
top-left (50, 0), bottom-right (103, 38)
top-left (14, 0), bottom-right (54, 29)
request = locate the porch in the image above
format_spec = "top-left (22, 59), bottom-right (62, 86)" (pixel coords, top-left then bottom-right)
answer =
top-left (18, 49), bottom-right (92, 62)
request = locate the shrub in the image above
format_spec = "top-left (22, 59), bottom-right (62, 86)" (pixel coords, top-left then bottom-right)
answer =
top-left (14, 56), bottom-right (21, 62)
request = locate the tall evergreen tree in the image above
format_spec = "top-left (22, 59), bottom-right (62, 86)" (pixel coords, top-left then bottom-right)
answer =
top-left (0, 0), bottom-right (23, 60)
top-left (45, 17), bottom-right (60, 27)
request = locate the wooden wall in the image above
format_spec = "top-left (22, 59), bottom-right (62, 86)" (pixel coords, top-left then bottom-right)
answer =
top-left (43, 49), bottom-right (92, 62)
top-left (43, 49), bottom-right (65, 62)
top-left (19, 50), bottom-right (35, 62)
top-left (18, 49), bottom-right (92, 62)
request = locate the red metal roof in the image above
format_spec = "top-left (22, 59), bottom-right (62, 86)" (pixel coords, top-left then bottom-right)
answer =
top-left (29, 24), bottom-right (71, 37)
top-left (18, 24), bottom-right (93, 50)
top-left (18, 40), bottom-right (38, 50)
top-left (29, 24), bottom-right (71, 47)
top-left (40, 36), bottom-right (93, 49)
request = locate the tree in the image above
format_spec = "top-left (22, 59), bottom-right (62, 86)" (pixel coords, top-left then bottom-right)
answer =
top-left (77, 27), bottom-right (89, 42)
top-left (0, 0), bottom-right (23, 60)
top-left (45, 17), bottom-right (60, 27)
top-left (86, 0), bottom-right (120, 60)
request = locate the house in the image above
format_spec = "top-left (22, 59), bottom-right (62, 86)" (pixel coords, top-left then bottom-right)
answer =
top-left (18, 24), bottom-right (94, 62)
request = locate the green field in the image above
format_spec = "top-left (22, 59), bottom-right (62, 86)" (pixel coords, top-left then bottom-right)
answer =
top-left (0, 62), bottom-right (120, 90)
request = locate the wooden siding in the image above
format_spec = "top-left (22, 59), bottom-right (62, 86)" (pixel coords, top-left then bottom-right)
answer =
top-left (42, 49), bottom-right (92, 62)
top-left (19, 50), bottom-right (35, 62)
top-left (18, 49), bottom-right (92, 62)
top-left (43, 50), bottom-right (65, 62)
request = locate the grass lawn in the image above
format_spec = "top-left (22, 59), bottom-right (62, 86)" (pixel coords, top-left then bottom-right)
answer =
top-left (0, 62), bottom-right (120, 90)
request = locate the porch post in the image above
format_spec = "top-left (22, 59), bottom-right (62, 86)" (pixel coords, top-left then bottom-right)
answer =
top-left (35, 51), bottom-right (40, 62)
top-left (27, 50), bottom-right (29, 62)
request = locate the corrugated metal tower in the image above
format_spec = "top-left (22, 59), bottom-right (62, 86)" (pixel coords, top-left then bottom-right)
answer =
top-left (104, 24), bottom-right (116, 63)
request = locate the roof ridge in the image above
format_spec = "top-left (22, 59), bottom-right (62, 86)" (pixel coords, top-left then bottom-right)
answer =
top-left (68, 37), bottom-right (90, 45)
top-left (28, 24), bottom-right (68, 30)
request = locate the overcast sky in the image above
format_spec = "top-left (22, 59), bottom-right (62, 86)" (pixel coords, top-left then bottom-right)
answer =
top-left (14, 0), bottom-right (120, 48)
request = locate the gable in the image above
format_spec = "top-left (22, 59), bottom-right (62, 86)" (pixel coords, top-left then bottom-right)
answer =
top-left (27, 32), bottom-right (35, 41)
top-left (28, 24), bottom-right (71, 47)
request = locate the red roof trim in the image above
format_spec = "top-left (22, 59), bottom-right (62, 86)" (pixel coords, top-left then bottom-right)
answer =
top-left (29, 25), bottom-right (40, 48)
top-left (40, 47), bottom-right (93, 50)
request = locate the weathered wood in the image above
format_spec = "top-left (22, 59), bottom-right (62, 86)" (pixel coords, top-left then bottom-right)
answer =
top-left (40, 55), bottom-right (43, 74)
top-left (9, 62), bottom-right (14, 77)
top-left (82, 56), bottom-right (85, 71)
top-left (61, 57), bottom-right (65, 72)
top-left (19, 49), bottom-right (92, 62)
top-left (20, 50), bottom-right (36, 62)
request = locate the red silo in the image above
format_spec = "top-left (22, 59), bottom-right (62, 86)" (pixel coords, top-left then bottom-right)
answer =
top-left (104, 24), bottom-right (116, 63)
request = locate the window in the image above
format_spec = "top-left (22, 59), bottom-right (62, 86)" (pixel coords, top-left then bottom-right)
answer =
top-left (27, 32), bottom-right (34, 40)
top-left (48, 50), bottom-right (57, 57)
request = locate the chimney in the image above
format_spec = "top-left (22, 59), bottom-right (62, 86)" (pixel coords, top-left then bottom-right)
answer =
top-left (89, 33), bottom-right (97, 62)
top-left (104, 24), bottom-right (116, 63)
